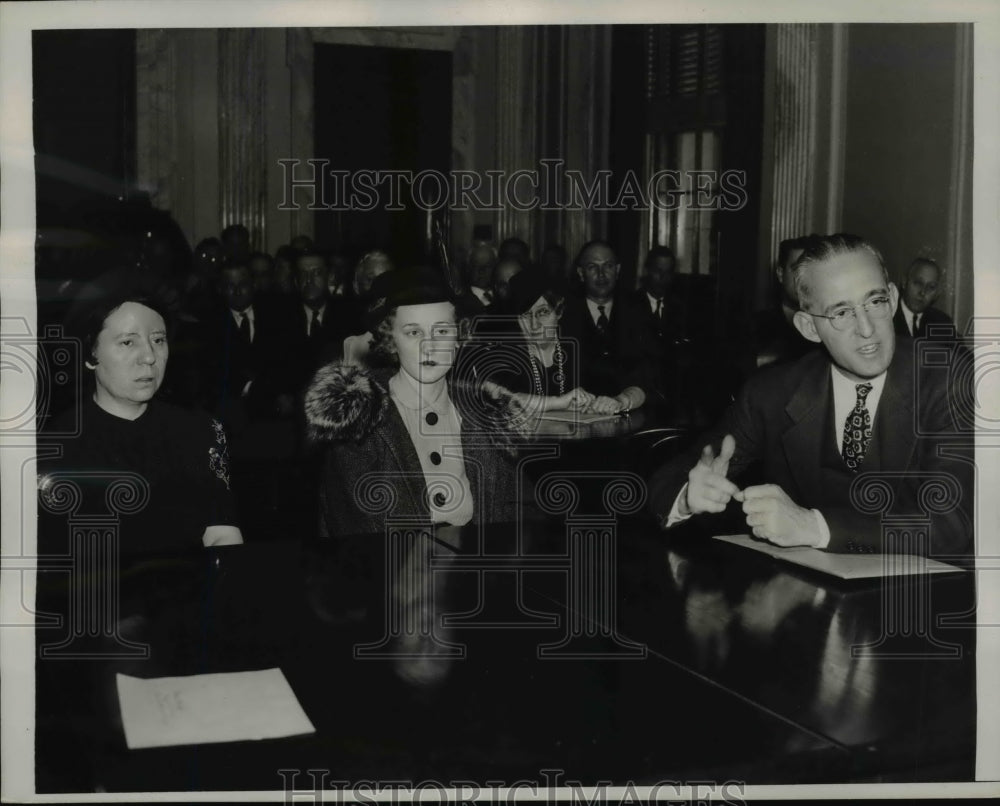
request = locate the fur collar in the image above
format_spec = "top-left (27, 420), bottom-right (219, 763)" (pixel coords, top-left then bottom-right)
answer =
top-left (304, 363), bottom-right (529, 453)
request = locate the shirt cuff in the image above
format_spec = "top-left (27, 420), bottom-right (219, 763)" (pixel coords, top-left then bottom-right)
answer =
top-left (811, 508), bottom-right (831, 549)
top-left (663, 483), bottom-right (694, 528)
top-left (241, 379), bottom-right (254, 398)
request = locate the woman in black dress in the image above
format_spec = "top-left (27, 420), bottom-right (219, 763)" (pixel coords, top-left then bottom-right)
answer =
top-left (482, 270), bottom-right (644, 415)
top-left (38, 278), bottom-right (243, 555)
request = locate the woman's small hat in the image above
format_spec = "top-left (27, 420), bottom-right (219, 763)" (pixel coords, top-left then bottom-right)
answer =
top-left (365, 266), bottom-right (457, 331)
top-left (506, 268), bottom-right (563, 316)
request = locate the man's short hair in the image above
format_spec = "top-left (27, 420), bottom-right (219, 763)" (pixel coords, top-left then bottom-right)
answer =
top-left (294, 248), bottom-right (326, 273)
top-left (906, 256), bottom-right (943, 279)
top-left (574, 239), bottom-right (616, 266)
top-left (792, 233), bottom-right (889, 310)
top-left (644, 245), bottom-right (675, 269)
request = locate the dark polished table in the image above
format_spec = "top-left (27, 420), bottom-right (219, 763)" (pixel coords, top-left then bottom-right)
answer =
top-left (34, 511), bottom-right (975, 794)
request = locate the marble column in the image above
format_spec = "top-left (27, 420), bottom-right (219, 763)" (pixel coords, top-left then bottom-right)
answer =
top-left (218, 29), bottom-right (267, 250)
top-left (494, 26), bottom-right (539, 249)
top-left (767, 24), bottom-right (818, 268)
top-left (135, 30), bottom-right (177, 213)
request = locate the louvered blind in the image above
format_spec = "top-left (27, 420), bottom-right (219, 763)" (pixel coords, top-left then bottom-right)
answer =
top-left (647, 25), bottom-right (724, 100)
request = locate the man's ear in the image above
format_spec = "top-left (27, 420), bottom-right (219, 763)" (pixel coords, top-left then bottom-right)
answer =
top-left (792, 310), bottom-right (822, 344)
top-left (888, 281), bottom-right (900, 314)
top-left (575, 266), bottom-right (584, 284)
top-left (85, 359), bottom-right (98, 370)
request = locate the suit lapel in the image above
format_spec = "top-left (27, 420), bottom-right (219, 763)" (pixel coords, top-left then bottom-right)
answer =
top-left (867, 347), bottom-right (915, 473)
top-left (781, 356), bottom-right (832, 500)
top-left (892, 306), bottom-right (909, 338)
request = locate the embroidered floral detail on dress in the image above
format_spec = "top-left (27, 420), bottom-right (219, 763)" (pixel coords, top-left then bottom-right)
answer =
top-left (37, 473), bottom-right (57, 508)
top-left (208, 419), bottom-right (231, 490)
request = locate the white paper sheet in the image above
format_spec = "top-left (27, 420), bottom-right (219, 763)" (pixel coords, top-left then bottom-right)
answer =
top-left (116, 668), bottom-right (315, 750)
top-left (713, 534), bottom-right (966, 580)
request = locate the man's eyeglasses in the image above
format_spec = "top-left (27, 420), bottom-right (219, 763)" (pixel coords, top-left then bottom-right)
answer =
top-left (809, 295), bottom-right (893, 331)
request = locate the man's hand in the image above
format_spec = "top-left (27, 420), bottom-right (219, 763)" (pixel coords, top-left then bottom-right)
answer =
top-left (682, 434), bottom-right (741, 515)
top-left (739, 484), bottom-right (823, 547)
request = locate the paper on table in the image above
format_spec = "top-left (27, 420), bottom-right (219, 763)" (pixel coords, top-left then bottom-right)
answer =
top-left (116, 668), bottom-right (315, 750)
top-left (713, 534), bottom-right (966, 580)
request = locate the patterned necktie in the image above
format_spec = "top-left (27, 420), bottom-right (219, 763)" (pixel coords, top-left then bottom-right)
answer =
top-left (596, 304), bottom-right (609, 335)
top-left (913, 312), bottom-right (922, 336)
top-left (842, 383), bottom-right (873, 472)
top-left (310, 309), bottom-right (320, 338)
top-left (654, 298), bottom-right (663, 318)
top-left (238, 311), bottom-right (251, 343)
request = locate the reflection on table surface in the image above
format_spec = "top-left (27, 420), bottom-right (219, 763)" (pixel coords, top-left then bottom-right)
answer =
top-left (34, 514), bottom-right (975, 793)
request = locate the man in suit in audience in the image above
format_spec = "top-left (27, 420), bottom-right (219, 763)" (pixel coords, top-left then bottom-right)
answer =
top-left (287, 249), bottom-right (352, 390)
top-left (560, 240), bottom-right (638, 397)
top-left (893, 257), bottom-right (955, 338)
top-left (619, 245), bottom-right (680, 407)
top-left (649, 233), bottom-right (972, 557)
top-left (464, 243), bottom-right (497, 308)
top-left (205, 261), bottom-right (293, 424)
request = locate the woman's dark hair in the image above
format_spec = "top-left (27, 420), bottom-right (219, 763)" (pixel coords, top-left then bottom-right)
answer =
top-left (72, 273), bottom-right (173, 363)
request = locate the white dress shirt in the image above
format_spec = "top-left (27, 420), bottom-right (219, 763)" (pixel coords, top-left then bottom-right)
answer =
top-left (230, 306), bottom-right (255, 343)
top-left (304, 303), bottom-right (327, 336)
top-left (663, 365), bottom-right (889, 549)
top-left (899, 298), bottom-right (919, 336)
top-left (585, 297), bottom-right (614, 326)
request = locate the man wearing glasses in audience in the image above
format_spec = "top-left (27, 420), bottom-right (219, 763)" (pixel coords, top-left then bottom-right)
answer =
top-left (649, 233), bottom-right (972, 557)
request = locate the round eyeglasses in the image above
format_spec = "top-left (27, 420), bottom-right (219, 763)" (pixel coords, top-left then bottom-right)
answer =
top-left (808, 295), bottom-right (893, 331)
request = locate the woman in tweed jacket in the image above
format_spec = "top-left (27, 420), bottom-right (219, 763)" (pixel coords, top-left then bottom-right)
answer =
top-left (304, 266), bottom-right (528, 538)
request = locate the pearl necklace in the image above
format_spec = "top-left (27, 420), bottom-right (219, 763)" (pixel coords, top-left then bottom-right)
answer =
top-left (528, 341), bottom-right (566, 396)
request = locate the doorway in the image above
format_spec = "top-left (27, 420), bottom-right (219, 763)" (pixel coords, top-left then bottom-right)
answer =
top-left (313, 43), bottom-right (453, 266)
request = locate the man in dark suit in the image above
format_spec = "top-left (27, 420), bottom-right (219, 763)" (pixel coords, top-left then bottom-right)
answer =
top-left (204, 261), bottom-right (293, 424)
top-left (561, 240), bottom-right (634, 397)
top-left (893, 257), bottom-right (956, 338)
top-left (286, 249), bottom-right (353, 391)
top-left (619, 245), bottom-right (680, 407)
top-left (649, 234), bottom-right (972, 557)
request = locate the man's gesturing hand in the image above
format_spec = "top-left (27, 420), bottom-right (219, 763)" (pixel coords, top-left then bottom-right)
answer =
top-left (681, 434), bottom-right (741, 516)
top-left (740, 484), bottom-right (823, 547)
